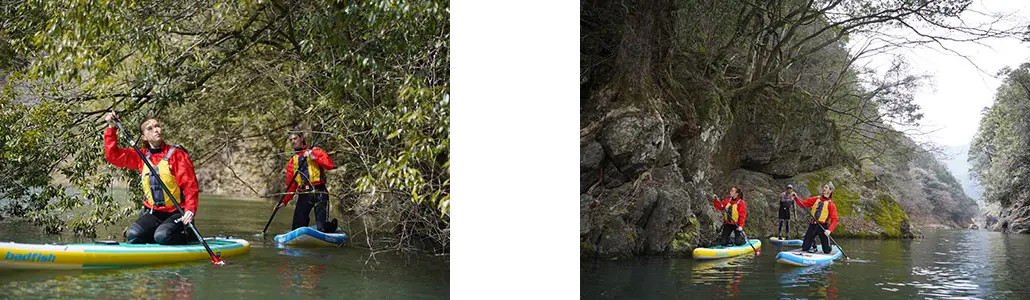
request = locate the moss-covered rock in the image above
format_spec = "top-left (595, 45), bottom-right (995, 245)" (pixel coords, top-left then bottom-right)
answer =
top-left (801, 167), bottom-right (860, 217)
top-left (789, 166), bottom-right (918, 239)
top-left (669, 217), bottom-right (700, 256)
top-left (871, 193), bottom-right (909, 237)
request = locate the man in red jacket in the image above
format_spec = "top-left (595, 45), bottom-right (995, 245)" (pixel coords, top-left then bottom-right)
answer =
top-left (105, 112), bottom-right (199, 245)
top-left (712, 186), bottom-right (747, 246)
top-left (792, 182), bottom-right (839, 254)
top-left (275, 132), bottom-right (338, 232)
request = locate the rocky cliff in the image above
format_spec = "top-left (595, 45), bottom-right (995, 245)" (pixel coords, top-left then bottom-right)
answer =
top-left (580, 0), bottom-right (978, 259)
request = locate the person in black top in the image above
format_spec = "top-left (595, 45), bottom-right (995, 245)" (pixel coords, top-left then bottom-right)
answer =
top-left (776, 184), bottom-right (798, 239)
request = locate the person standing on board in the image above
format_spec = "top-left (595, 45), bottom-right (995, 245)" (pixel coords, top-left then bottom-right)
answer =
top-left (792, 182), bottom-right (839, 254)
top-left (775, 184), bottom-right (797, 240)
top-left (711, 186), bottom-right (748, 246)
top-left (275, 132), bottom-right (339, 232)
top-left (104, 112), bottom-right (199, 245)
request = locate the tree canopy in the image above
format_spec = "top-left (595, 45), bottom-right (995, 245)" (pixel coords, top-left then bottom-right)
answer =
top-left (969, 63), bottom-right (1030, 207)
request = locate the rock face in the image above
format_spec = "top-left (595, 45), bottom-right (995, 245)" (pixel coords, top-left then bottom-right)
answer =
top-left (716, 96), bottom-right (842, 178)
top-left (577, 86), bottom-right (944, 259)
top-left (990, 205), bottom-right (1030, 234)
top-left (580, 0), bottom-right (977, 259)
top-left (580, 107), bottom-right (717, 258)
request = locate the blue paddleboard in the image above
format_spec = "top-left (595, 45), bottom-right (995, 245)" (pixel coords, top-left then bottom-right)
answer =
top-left (775, 245), bottom-right (842, 266)
top-left (273, 226), bottom-right (347, 247)
top-left (769, 237), bottom-right (803, 247)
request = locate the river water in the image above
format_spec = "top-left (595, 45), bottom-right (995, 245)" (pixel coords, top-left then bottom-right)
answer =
top-left (581, 229), bottom-right (1030, 299)
top-left (0, 195), bottom-right (449, 299)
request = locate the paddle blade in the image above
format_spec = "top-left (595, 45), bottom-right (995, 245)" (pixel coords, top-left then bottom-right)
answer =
top-left (211, 256), bottom-right (226, 266)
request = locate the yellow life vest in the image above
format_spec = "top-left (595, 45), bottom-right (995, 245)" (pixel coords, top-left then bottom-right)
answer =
top-left (291, 149), bottom-right (326, 186)
top-left (723, 200), bottom-right (740, 223)
top-left (811, 197), bottom-right (832, 223)
top-left (141, 145), bottom-right (183, 208)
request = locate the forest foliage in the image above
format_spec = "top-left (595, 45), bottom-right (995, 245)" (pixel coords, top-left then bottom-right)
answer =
top-left (0, 0), bottom-right (448, 253)
top-left (970, 63), bottom-right (1030, 208)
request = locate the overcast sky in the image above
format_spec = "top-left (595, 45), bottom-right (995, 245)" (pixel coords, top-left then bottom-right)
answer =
top-left (852, 0), bottom-right (1030, 148)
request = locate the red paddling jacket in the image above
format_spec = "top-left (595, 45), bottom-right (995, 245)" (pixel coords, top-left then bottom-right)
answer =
top-left (793, 195), bottom-right (839, 231)
top-left (713, 197), bottom-right (747, 227)
top-left (281, 146), bottom-right (335, 205)
top-left (104, 127), bottom-right (199, 214)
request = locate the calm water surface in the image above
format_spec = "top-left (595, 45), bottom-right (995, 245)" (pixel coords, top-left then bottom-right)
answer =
top-left (582, 229), bottom-right (1030, 299)
top-left (0, 195), bottom-right (449, 299)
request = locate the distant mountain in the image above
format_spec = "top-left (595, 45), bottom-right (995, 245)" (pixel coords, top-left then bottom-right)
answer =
top-left (941, 143), bottom-right (983, 202)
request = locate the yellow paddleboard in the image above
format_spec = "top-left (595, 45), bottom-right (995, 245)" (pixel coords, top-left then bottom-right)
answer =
top-left (692, 239), bottom-right (761, 259)
top-left (0, 237), bottom-right (250, 269)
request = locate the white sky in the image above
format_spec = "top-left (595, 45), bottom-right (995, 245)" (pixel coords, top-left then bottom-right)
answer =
top-left (852, 0), bottom-right (1030, 148)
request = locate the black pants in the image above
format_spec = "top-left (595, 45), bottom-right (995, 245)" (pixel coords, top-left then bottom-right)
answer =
top-left (802, 223), bottom-right (832, 253)
top-left (777, 219), bottom-right (790, 238)
top-left (292, 185), bottom-right (333, 231)
top-left (716, 223), bottom-right (745, 246)
top-left (126, 209), bottom-right (194, 245)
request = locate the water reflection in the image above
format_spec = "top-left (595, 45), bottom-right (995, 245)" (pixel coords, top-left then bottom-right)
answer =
top-left (278, 248), bottom-right (305, 257)
top-left (690, 256), bottom-right (750, 297)
top-left (0, 264), bottom-right (198, 299)
top-left (127, 268), bottom-right (196, 300)
top-left (582, 230), bottom-right (1030, 299)
top-left (900, 230), bottom-right (991, 299)
top-left (994, 232), bottom-right (1029, 296)
top-left (277, 261), bottom-right (330, 298)
top-left (778, 265), bottom-right (839, 299)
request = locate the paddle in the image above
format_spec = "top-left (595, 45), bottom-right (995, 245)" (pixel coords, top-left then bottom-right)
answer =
top-left (262, 163), bottom-right (304, 234)
top-left (111, 116), bottom-right (225, 266)
top-left (261, 127), bottom-right (324, 234)
top-left (794, 194), bottom-right (850, 260)
top-left (792, 196), bottom-right (799, 239)
top-left (738, 230), bottom-right (761, 256)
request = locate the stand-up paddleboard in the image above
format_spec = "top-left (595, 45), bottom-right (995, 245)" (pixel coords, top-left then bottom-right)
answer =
top-left (0, 237), bottom-right (250, 269)
top-left (768, 237), bottom-right (803, 247)
top-left (273, 226), bottom-right (347, 247)
top-left (775, 245), bottom-right (842, 266)
top-left (692, 239), bottom-right (761, 259)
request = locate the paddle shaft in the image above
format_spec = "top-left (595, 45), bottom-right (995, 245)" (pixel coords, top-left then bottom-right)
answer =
top-left (261, 129), bottom-right (323, 234)
top-left (262, 167), bottom-right (303, 234)
top-left (113, 119), bottom-right (224, 265)
top-left (738, 230), bottom-right (760, 256)
top-left (795, 195), bottom-right (850, 259)
top-left (792, 198), bottom-right (799, 239)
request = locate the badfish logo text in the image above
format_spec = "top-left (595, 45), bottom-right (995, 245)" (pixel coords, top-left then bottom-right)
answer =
top-left (4, 251), bottom-right (56, 263)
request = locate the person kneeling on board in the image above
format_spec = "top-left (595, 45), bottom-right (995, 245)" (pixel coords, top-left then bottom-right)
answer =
top-left (711, 186), bottom-right (748, 247)
top-left (792, 182), bottom-right (839, 254)
top-left (105, 112), bottom-right (199, 245)
top-left (275, 132), bottom-right (339, 233)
